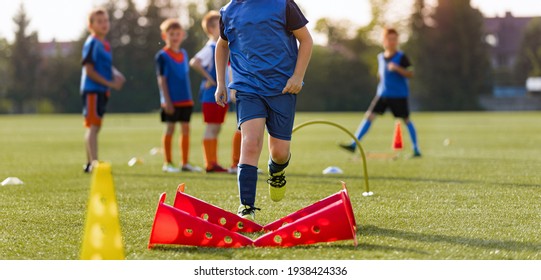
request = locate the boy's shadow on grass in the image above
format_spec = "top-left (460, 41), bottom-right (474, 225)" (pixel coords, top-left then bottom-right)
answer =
top-left (360, 225), bottom-right (541, 253)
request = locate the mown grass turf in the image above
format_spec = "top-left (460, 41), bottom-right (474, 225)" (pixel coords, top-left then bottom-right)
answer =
top-left (0, 112), bottom-right (540, 260)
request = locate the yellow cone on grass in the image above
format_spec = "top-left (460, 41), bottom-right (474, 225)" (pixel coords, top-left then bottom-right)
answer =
top-left (80, 162), bottom-right (125, 260)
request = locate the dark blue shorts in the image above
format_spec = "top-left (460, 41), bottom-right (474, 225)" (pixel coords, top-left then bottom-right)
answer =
top-left (236, 92), bottom-right (297, 141)
top-left (82, 91), bottom-right (109, 128)
top-left (369, 96), bottom-right (410, 118)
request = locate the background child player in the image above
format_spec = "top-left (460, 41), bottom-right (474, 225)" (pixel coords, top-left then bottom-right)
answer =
top-left (156, 19), bottom-right (202, 173)
top-left (190, 11), bottom-right (230, 173)
top-left (340, 28), bottom-right (421, 157)
top-left (215, 0), bottom-right (313, 220)
top-left (81, 8), bottom-right (125, 173)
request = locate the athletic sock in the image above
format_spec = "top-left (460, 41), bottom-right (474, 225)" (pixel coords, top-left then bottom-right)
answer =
top-left (268, 155), bottom-right (290, 175)
top-left (351, 119), bottom-right (372, 148)
top-left (406, 121), bottom-right (419, 152)
top-left (231, 130), bottom-right (241, 167)
top-left (202, 139), bottom-right (215, 169)
top-left (181, 135), bottom-right (189, 165)
top-left (162, 134), bottom-right (173, 164)
top-left (212, 139), bottom-right (218, 165)
top-left (238, 164), bottom-right (258, 207)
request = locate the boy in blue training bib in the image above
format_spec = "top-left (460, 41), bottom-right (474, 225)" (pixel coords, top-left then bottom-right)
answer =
top-left (340, 28), bottom-right (422, 157)
top-left (214, 0), bottom-right (313, 220)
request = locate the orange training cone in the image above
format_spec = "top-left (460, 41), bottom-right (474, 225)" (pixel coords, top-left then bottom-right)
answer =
top-left (263, 182), bottom-right (351, 232)
top-left (173, 184), bottom-right (263, 233)
top-left (254, 184), bottom-right (357, 247)
top-left (148, 193), bottom-right (253, 249)
top-left (393, 122), bottom-right (403, 150)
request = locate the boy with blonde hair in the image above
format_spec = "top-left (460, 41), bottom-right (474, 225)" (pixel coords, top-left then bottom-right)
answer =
top-left (190, 10), bottom-right (238, 173)
top-left (81, 8), bottom-right (125, 173)
top-left (156, 19), bottom-right (202, 173)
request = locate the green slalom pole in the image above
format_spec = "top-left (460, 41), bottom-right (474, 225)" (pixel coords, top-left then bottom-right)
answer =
top-left (292, 120), bottom-right (373, 196)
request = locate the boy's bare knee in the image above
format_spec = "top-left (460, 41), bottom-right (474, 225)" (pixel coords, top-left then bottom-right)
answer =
top-left (365, 112), bottom-right (376, 121)
top-left (271, 150), bottom-right (290, 163)
top-left (242, 136), bottom-right (262, 152)
top-left (269, 140), bottom-right (291, 163)
top-left (164, 123), bottom-right (175, 135)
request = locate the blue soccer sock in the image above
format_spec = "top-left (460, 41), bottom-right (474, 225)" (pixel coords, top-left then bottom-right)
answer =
top-left (237, 164), bottom-right (258, 207)
top-left (268, 155), bottom-right (290, 175)
top-left (406, 121), bottom-right (420, 152)
top-left (351, 119), bottom-right (372, 148)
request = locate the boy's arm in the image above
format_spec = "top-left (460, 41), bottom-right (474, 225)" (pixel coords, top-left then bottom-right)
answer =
top-left (189, 57), bottom-right (216, 88)
top-left (84, 64), bottom-right (123, 90)
top-left (214, 37), bottom-right (230, 107)
top-left (157, 76), bottom-right (174, 114)
top-left (388, 63), bottom-right (414, 78)
top-left (282, 26), bottom-right (313, 94)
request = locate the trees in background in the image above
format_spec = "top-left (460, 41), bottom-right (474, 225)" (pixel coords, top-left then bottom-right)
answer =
top-left (7, 4), bottom-right (41, 113)
top-left (303, 18), bottom-right (377, 111)
top-left (406, 0), bottom-right (492, 110)
top-left (0, 38), bottom-right (10, 113)
top-left (516, 18), bottom-right (541, 80)
top-left (0, 0), bottom-right (496, 113)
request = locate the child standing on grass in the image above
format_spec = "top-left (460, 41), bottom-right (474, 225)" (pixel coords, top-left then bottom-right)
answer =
top-left (215, 0), bottom-right (313, 220)
top-left (156, 19), bottom-right (202, 173)
top-left (190, 11), bottom-right (231, 173)
top-left (340, 28), bottom-right (421, 157)
top-left (81, 8), bottom-right (125, 173)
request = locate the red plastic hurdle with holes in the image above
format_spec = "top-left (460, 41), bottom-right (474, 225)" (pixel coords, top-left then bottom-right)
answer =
top-left (148, 182), bottom-right (358, 248)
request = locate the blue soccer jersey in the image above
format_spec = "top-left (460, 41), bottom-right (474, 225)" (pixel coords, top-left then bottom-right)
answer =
top-left (220, 0), bottom-right (308, 96)
top-left (155, 48), bottom-right (194, 107)
top-left (80, 36), bottom-right (113, 93)
top-left (377, 51), bottom-right (411, 98)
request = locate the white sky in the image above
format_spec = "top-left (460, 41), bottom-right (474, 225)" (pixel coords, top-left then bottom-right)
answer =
top-left (0, 0), bottom-right (540, 43)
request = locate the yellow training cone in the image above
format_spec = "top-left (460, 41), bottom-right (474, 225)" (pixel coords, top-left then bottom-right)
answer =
top-left (80, 162), bottom-right (125, 260)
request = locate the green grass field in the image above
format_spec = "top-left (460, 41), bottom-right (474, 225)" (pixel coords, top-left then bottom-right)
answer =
top-left (0, 112), bottom-right (540, 260)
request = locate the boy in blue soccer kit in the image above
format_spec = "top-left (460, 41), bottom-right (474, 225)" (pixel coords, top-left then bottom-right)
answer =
top-left (156, 19), bottom-right (202, 173)
top-left (340, 28), bottom-right (421, 157)
top-left (215, 0), bottom-right (313, 220)
top-left (81, 8), bottom-right (125, 173)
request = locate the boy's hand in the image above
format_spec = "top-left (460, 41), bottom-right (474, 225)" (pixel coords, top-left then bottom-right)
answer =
top-left (282, 75), bottom-right (303, 94)
top-left (112, 68), bottom-right (126, 90)
top-left (110, 77), bottom-right (124, 91)
top-left (204, 79), bottom-right (217, 89)
top-left (164, 102), bottom-right (174, 115)
top-left (215, 85), bottom-right (228, 107)
top-left (387, 62), bottom-right (399, 72)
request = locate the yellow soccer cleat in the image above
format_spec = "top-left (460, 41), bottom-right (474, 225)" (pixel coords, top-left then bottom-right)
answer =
top-left (268, 169), bottom-right (287, 202)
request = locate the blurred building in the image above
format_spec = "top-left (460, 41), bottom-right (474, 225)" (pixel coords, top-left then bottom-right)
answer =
top-left (39, 39), bottom-right (75, 58)
top-left (480, 12), bottom-right (541, 110)
top-left (484, 12), bottom-right (533, 69)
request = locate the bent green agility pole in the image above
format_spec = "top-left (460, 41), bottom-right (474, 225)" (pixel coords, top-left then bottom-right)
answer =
top-left (292, 120), bottom-right (373, 196)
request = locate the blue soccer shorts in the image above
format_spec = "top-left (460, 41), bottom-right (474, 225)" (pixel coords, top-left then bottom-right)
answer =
top-left (235, 92), bottom-right (297, 141)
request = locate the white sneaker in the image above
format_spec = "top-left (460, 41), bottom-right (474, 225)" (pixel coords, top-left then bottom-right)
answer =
top-left (162, 163), bottom-right (180, 173)
top-left (181, 163), bottom-right (203, 172)
top-left (227, 166), bottom-right (238, 174)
